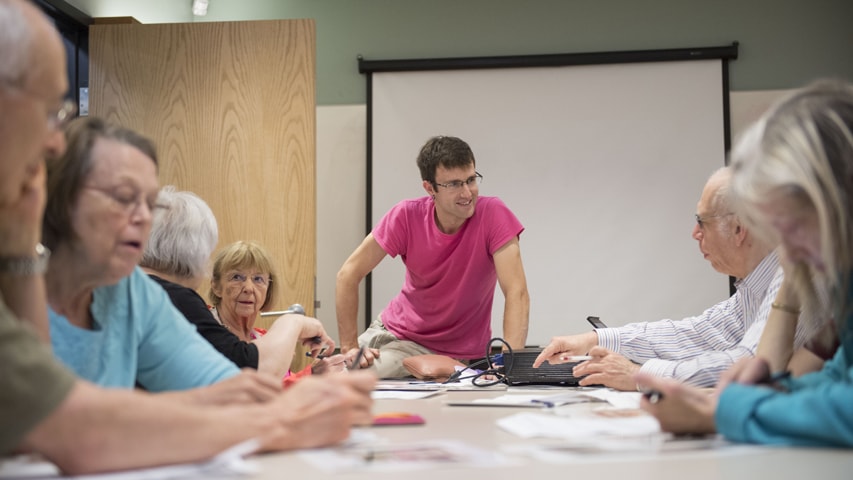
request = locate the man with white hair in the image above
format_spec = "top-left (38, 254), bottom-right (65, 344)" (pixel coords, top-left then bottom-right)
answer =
top-left (535, 167), bottom-right (810, 389)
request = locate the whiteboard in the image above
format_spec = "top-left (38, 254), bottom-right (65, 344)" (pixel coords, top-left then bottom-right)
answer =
top-left (366, 57), bottom-right (732, 345)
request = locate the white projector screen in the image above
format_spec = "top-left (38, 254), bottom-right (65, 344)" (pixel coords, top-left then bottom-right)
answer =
top-left (362, 47), bottom-right (737, 346)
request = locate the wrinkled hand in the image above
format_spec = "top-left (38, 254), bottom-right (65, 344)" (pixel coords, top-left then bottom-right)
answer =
top-left (0, 160), bottom-right (46, 256)
top-left (634, 372), bottom-right (718, 435)
top-left (286, 315), bottom-right (336, 353)
top-left (572, 346), bottom-right (640, 390)
top-left (263, 372), bottom-right (376, 450)
top-left (311, 354), bottom-right (347, 375)
top-left (532, 331), bottom-right (598, 367)
top-left (716, 357), bottom-right (771, 394)
top-left (345, 347), bottom-right (380, 369)
top-left (185, 369), bottom-right (282, 406)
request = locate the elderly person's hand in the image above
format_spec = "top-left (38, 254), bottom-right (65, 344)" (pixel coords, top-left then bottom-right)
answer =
top-left (634, 372), bottom-right (718, 435)
top-left (261, 372), bottom-right (376, 451)
top-left (572, 346), bottom-right (641, 390)
top-left (290, 314), bottom-right (336, 352)
top-left (310, 354), bottom-right (347, 375)
top-left (166, 369), bottom-right (283, 406)
top-left (532, 331), bottom-right (598, 367)
top-left (344, 346), bottom-right (380, 369)
top-left (0, 160), bottom-right (46, 255)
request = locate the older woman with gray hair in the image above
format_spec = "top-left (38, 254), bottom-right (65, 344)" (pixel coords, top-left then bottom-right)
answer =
top-left (141, 187), bottom-right (339, 378)
top-left (636, 79), bottom-right (853, 447)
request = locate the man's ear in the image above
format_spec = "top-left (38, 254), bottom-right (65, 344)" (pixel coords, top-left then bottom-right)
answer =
top-left (423, 180), bottom-right (436, 197)
top-left (733, 217), bottom-right (747, 245)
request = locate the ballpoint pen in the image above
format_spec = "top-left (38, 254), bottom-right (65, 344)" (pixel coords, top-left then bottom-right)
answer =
top-left (642, 389), bottom-right (664, 404)
top-left (560, 355), bottom-right (593, 362)
top-left (350, 346), bottom-right (366, 370)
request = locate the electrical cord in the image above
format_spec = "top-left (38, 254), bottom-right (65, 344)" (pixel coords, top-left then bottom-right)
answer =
top-left (465, 337), bottom-right (512, 387)
top-left (440, 337), bottom-right (514, 387)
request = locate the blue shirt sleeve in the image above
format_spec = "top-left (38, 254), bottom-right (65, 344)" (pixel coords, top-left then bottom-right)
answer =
top-left (715, 346), bottom-right (853, 447)
top-left (130, 269), bottom-right (239, 391)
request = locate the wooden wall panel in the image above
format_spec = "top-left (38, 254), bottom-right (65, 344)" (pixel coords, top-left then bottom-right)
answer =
top-left (90, 20), bottom-right (316, 370)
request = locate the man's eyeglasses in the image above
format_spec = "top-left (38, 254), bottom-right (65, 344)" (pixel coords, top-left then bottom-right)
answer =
top-left (50, 99), bottom-right (78, 131)
top-left (84, 185), bottom-right (167, 217)
top-left (227, 272), bottom-right (271, 287)
top-left (695, 212), bottom-right (734, 230)
top-left (1, 78), bottom-right (77, 131)
top-left (433, 172), bottom-right (483, 191)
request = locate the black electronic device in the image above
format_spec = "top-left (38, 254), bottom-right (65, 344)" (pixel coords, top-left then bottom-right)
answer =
top-left (503, 348), bottom-right (583, 386)
top-left (586, 316), bottom-right (607, 328)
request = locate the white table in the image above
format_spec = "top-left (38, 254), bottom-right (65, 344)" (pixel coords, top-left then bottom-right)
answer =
top-left (250, 388), bottom-right (853, 480)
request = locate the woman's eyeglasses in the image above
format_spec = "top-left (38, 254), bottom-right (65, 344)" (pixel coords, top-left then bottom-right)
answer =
top-left (226, 272), bottom-right (271, 287)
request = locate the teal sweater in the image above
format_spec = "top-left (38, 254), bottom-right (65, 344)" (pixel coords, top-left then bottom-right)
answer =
top-left (715, 283), bottom-right (853, 447)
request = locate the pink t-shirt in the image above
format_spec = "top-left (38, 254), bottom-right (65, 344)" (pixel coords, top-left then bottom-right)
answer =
top-left (372, 196), bottom-right (523, 358)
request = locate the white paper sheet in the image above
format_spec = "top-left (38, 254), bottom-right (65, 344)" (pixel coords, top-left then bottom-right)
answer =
top-left (497, 411), bottom-right (660, 439)
top-left (0, 439), bottom-right (260, 480)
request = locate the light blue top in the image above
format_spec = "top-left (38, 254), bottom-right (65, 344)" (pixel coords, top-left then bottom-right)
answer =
top-left (50, 267), bottom-right (239, 391)
top-left (715, 279), bottom-right (853, 447)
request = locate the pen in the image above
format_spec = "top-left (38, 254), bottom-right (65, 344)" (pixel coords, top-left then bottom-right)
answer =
top-left (642, 389), bottom-right (664, 404)
top-left (560, 355), bottom-right (592, 362)
top-left (530, 399), bottom-right (555, 408)
top-left (305, 345), bottom-right (328, 359)
top-left (761, 370), bottom-right (791, 388)
top-left (350, 346), bottom-right (366, 370)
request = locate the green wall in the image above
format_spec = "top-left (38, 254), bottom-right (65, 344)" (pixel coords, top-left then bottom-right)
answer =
top-left (66, 0), bottom-right (853, 105)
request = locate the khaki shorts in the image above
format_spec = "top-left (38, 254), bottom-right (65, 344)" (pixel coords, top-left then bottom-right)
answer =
top-left (357, 315), bottom-right (434, 378)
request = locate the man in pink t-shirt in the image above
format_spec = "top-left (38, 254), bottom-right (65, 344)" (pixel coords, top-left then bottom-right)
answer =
top-left (336, 136), bottom-right (530, 378)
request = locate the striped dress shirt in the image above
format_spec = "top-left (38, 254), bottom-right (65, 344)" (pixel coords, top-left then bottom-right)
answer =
top-left (596, 250), bottom-right (781, 387)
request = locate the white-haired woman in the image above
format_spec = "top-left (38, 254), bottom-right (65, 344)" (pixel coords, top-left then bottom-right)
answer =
top-left (636, 79), bottom-right (853, 447)
top-left (141, 187), bottom-right (341, 379)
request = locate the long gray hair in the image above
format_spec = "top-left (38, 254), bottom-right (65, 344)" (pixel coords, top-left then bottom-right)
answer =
top-left (730, 79), bottom-right (853, 328)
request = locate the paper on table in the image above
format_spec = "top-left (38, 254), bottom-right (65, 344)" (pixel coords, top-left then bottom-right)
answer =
top-left (497, 411), bottom-right (660, 439)
top-left (299, 439), bottom-right (519, 473)
top-left (0, 439), bottom-right (260, 480)
top-left (445, 391), bottom-right (595, 408)
top-left (372, 390), bottom-right (441, 400)
top-left (578, 389), bottom-right (644, 409)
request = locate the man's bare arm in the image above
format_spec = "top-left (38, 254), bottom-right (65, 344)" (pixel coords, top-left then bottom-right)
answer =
top-left (335, 234), bottom-right (387, 351)
top-left (494, 237), bottom-right (529, 349)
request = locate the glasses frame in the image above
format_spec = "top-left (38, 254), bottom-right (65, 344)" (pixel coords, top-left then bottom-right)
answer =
top-left (226, 271), bottom-right (272, 288)
top-left (83, 185), bottom-right (167, 217)
top-left (1, 78), bottom-right (77, 131)
top-left (50, 99), bottom-right (78, 130)
top-left (433, 171), bottom-right (483, 191)
top-left (695, 212), bottom-right (734, 230)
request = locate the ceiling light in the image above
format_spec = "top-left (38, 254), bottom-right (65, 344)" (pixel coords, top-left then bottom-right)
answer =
top-left (192, 0), bottom-right (208, 16)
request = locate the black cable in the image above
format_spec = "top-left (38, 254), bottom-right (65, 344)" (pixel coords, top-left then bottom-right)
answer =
top-left (442, 357), bottom-right (491, 384)
top-left (439, 337), bottom-right (513, 387)
top-left (470, 337), bottom-right (512, 387)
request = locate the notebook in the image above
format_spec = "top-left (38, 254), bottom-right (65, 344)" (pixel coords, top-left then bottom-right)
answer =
top-left (503, 347), bottom-right (584, 386)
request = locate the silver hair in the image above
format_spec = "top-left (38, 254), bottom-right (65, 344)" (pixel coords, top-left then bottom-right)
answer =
top-left (730, 78), bottom-right (853, 325)
top-left (0, 0), bottom-right (33, 88)
top-left (705, 166), bottom-right (737, 236)
top-left (707, 166), bottom-right (732, 214)
top-left (140, 186), bottom-right (219, 280)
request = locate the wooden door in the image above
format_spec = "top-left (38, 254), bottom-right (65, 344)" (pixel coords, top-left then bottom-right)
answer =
top-left (90, 19), bottom-right (316, 370)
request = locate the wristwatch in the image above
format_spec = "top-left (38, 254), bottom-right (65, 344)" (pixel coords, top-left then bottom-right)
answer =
top-left (0, 243), bottom-right (51, 275)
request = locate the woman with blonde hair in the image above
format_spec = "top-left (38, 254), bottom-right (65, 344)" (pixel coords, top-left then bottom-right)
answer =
top-left (208, 240), bottom-right (345, 381)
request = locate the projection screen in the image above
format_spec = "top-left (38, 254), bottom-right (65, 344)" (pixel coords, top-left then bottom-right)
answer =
top-left (360, 45), bottom-right (739, 346)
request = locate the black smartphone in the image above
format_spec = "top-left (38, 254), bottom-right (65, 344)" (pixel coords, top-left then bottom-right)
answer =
top-left (586, 316), bottom-right (607, 328)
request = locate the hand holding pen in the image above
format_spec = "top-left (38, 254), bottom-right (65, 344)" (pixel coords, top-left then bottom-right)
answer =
top-left (634, 371), bottom-right (718, 435)
top-left (345, 345), bottom-right (379, 370)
